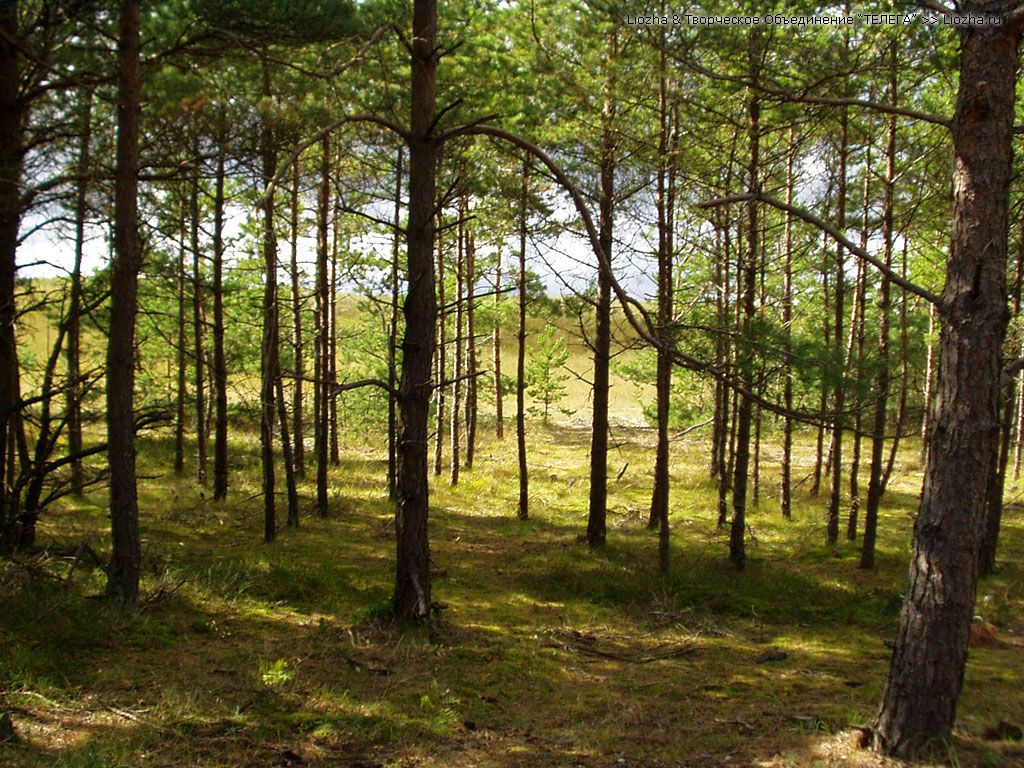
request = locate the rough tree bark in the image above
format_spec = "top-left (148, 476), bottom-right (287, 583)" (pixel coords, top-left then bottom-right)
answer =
top-left (393, 0), bottom-right (439, 620)
top-left (872, 8), bottom-right (1022, 758)
top-left (105, 0), bottom-right (143, 605)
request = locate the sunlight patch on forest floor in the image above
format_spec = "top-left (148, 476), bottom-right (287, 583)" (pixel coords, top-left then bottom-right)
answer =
top-left (1, 423), bottom-right (1022, 767)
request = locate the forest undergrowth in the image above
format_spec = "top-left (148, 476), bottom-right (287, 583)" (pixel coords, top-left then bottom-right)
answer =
top-left (2, 423), bottom-right (1022, 768)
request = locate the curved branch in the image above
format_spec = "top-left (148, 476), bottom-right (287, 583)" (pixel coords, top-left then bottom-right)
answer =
top-left (441, 124), bottom-right (663, 349)
top-left (698, 193), bottom-right (944, 309)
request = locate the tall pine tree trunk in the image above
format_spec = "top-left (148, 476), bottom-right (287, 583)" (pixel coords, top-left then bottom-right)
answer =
top-left (465, 223), bottom-right (477, 468)
top-left (873, 11), bottom-right (1021, 757)
top-left (450, 199), bottom-right (464, 487)
top-left (393, 0), bottom-right (439, 620)
top-left (314, 134), bottom-right (331, 516)
top-left (105, 0), bottom-right (143, 604)
top-left (190, 150), bottom-right (207, 487)
top-left (780, 129), bottom-right (795, 519)
top-left (433, 217), bottom-right (446, 476)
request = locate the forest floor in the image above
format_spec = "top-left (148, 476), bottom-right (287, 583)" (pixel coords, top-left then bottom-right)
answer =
top-left (2, 422), bottom-right (1024, 768)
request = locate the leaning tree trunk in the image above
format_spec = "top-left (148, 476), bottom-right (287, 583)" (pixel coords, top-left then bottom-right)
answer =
top-left (872, 10), bottom-right (1021, 759)
top-left (393, 0), bottom-right (439, 620)
top-left (105, 0), bottom-right (143, 606)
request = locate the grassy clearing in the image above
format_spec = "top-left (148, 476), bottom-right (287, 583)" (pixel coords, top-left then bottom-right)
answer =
top-left (1, 417), bottom-right (1023, 767)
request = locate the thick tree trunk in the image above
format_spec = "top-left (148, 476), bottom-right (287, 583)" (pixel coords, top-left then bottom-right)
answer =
top-left (872, 12), bottom-right (1020, 758)
top-left (212, 146), bottom-right (229, 501)
top-left (587, 35), bottom-right (617, 548)
top-left (289, 159), bottom-right (305, 478)
top-left (516, 161), bottom-right (529, 520)
top-left (393, 0), bottom-right (439, 620)
top-left (105, 0), bottom-right (143, 605)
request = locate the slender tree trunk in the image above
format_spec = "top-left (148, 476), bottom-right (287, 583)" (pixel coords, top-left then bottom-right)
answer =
top-left (259, 52), bottom-right (279, 544)
top-left (861, 49), bottom-right (897, 570)
top-left (433, 216), bottom-right (446, 476)
top-left (716, 225), bottom-right (731, 528)
top-left (848, 133), bottom-right (872, 540)
top-left (465, 223), bottom-right (477, 468)
top-left (289, 159), bottom-right (305, 478)
top-left (329, 211), bottom-right (340, 465)
top-left (105, 0), bottom-right (143, 605)
top-left (276, 374), bottom-right (299, 527)
top-left (873, 13), bottom-right (1021, 757)
top-left (212, 145), bottom-right (229, 501)
top-left (730, 29), bottom-right (760, 569)
top-left (174, 194), bottom-right (187, 476)
top-left (393, 0), bottom-right (439, 620)
top-left (516, 161), bottom-right (529, 521)
top-left (881, 240), bottom-right (911, 493)
top-left (450, 199), bottom-right (464, 486)
top-left (67, 90), bottom-right (92, 496)
top-left (191, 150), bottom-right (207, 487)
top-left (648, 32), bottom-right (673, 546)
top-left (826, 104), bottom-right (849, 546)
top-left (314, 134), bottom-right (331, 516)
top-left (494, 246), bottom-right (504, 440)
top-left (388, 148), bottom-right (403, 500)
top-left (587, 32), bottom-right (617, 548)
top-left (780, 128), bottom-right (795, 519)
